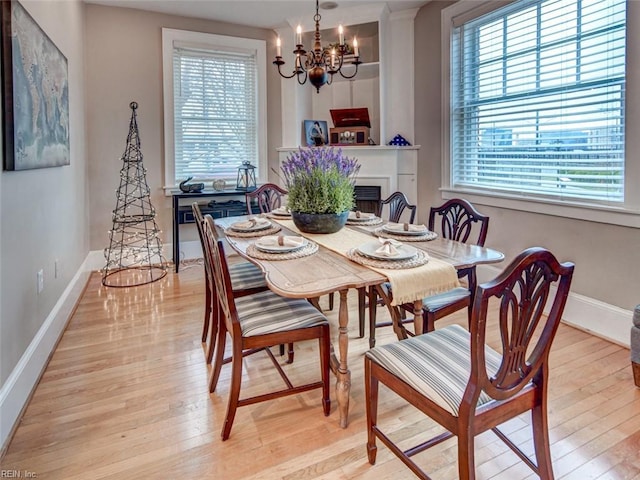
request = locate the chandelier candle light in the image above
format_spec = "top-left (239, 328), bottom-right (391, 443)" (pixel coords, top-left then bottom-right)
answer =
top-left (274, 0), bottom-right (361, 92)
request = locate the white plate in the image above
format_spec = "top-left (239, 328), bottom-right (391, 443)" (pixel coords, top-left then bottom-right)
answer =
top-left (348, 211), bottom-right (377, 222)
top-left (255, 238), bottom-right (307, 253)
top-left (229, 219), bottom-right (272, 232)
top-left (382, 224), bottom-right (430, 236)
top-left (357, 241), bottom-right (418, 261)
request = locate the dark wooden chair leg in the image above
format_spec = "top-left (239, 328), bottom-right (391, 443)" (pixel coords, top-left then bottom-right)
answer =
top-left (457, 427), bottom-right (476, 480)
top-left (368, 287), bottom-right (378, 348)
top-left (365, 359), bottom-right (379, 465)
top-left (358, 287), bottom-right (366, 338)
top-left (286, 343), bottom-right (294, 364)
top-left (209, 316), bottom-right (227, 393)
top-left (531, 388), bottom-right (554, 479)
top-left (221, 343), bottom-right (244, 440)
top-left (202, 276), bottom-right (212, 342)
top-left (320, 327), bottom-right (331, 416)
top-left (206, 296), bottom-right (220, 364)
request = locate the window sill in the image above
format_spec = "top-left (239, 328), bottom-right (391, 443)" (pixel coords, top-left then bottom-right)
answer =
top-left (440, 188), bottom-right (640, 229)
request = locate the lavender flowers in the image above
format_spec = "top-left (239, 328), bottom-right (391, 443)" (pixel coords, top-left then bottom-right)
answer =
top-left (282, 147), bottom-right (360, 214)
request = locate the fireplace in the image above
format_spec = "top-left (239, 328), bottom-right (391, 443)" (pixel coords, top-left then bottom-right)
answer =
top-left (354, 185), bottom-right (381, 213)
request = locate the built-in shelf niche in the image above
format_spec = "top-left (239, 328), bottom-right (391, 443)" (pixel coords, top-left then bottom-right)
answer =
top-left (277, 6), bottom-right (418, 150)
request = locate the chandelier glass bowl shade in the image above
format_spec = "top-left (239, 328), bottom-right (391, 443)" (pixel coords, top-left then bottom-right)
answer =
top-left (273, 0), bottom-right (361, 92)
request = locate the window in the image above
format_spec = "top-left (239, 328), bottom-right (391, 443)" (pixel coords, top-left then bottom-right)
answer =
top-left (444, 0), bottom-right (627, 207)
top-left (162, 29), bottom-right (267, 190)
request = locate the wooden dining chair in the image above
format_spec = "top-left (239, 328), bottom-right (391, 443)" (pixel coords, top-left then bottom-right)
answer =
top-left (375, 191), bottom-right (417, 224)
top-left (355, 192), bottom-right (417, 339)
top-left (202, 215), bottom-right (331, 440)
top-left (368, 198), bottom-right (489, 347)
top-left (192, 203), bottom-right (271, 363)
top-left (365, 247), bottom-right (574, 479)
top-left (245, 182), bottom-right (288, 214)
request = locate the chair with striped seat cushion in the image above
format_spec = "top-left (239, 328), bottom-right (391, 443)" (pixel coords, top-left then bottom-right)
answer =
top-left (365, 247), bottom-right (574, 480)
top-left (368, 198), bottom-right (490, 347)
top-left (192, 203), bottom-right (271, 364)
top-left (203, 215), bottom-right (331, 441)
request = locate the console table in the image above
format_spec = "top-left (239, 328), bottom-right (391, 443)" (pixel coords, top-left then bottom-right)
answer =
top-left (172, 190), bottom-right (257, 272)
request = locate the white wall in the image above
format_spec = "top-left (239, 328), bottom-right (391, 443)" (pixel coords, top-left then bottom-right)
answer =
top-left (0, 0), bottom-right (89, 450)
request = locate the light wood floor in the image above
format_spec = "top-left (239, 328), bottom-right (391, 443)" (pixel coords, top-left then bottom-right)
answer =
top-left (1, 264), bottom-right (638, 479)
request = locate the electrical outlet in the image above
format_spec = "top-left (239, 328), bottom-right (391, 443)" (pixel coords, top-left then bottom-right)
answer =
top-left (37, 269), bottom-right (44, 294)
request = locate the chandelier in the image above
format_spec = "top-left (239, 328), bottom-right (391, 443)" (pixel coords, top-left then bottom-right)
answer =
top-left (273, 0), bottom-right (361, 93)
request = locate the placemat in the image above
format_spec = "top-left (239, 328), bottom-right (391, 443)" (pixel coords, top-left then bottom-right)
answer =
top-left (346, 248), bottom-right (429, 269)
top-left (246, 241), bottom-right (318, 260)
top-left (225, 225), bottom-right (282, 238)
top-left (266, 213), bottom-right (292, 219)
top-left (346, 217), bottom-right (384, 226)
top-left (373, 227), bottom-right (438, 242)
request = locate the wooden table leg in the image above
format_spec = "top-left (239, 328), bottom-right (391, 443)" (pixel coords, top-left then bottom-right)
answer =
top-left (413, 299), bottom-right (424, 335)
top-left (334, 288), bottom-right (351, 428)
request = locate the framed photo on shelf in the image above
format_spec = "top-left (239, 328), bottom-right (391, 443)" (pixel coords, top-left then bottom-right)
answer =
top-left (303, 120), bottom-right (328, 147)
top-left (1, 1), bottom-right (70, 171)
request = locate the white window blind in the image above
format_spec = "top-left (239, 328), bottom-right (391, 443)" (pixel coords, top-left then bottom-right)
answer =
top-left (173, 46), bottom-right (258, 182)
top-left (451, 0), bottom-right (626, 203)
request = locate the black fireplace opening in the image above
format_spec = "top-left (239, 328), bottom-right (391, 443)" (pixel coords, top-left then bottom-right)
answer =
top-left (354, 185), bottom-right (381, 213)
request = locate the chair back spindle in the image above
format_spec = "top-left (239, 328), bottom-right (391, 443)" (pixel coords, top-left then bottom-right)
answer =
top-left (467, 247), bottom-right (574, 403)
top-left (246, 183), bottom-right (288, 214)
top-left (429, 198), bottom-right (489, 246)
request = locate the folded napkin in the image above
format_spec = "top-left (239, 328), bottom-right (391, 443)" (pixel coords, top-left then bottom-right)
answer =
top-left (385, 222), bottom-right (427, 233)
top-left (349, 210), bottom-right (375, 220)
top-left (232, 217), bottom-right (271, 230)
top-left (272, 206), bottom-right (291, 215)
top-left (257, 235), bottom-right (305, 248)
top-left (375, 238), bottom-right (403, 257)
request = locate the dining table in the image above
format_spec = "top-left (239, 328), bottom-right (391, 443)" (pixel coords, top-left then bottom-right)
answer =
top-left (215, 213), bottom-right (504, 428)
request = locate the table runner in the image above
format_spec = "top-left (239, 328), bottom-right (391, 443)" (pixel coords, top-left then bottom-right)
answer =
top-left (271, 219), bottom-right (460, 306)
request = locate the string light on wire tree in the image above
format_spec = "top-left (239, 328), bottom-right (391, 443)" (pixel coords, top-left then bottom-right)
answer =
top-left (102, 102), bottom-right (167, 287)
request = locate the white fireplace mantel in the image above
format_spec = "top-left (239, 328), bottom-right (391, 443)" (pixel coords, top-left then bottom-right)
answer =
top-left (277, 145), bottom-right (420, 206)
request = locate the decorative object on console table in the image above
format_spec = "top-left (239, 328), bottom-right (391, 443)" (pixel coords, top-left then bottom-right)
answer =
top-left (212, 179), bottom-right (226, 191)
top-left (1, 1), bottom-right (70, 171)
top-left (330, 108), bottom-right (371, 146)
top-left (103, 102), bottom-right (167, 287)
top-left (179, 177), bottom-right (205, 193)
top-left (282, 146), bottom-right (359, 234)
top-left (236, 161), bottom-right (257, 191)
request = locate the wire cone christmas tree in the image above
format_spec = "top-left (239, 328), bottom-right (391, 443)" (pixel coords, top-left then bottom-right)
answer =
top-left (102, 102), bottom-right (167, 287)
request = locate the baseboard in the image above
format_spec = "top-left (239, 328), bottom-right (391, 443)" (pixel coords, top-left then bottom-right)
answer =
top-left (477, 264), bottom-right (631, 348)
top-left (0, 256), bottom-right (92, 453)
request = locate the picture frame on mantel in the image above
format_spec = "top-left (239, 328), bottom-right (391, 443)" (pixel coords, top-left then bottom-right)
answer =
top-left (1, 1), bottom-right (70, 171)
top-left (303, 120), bottom-right (328, 147)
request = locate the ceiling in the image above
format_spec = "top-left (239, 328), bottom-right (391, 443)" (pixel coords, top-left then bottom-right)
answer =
top-left (84, 0), bottom-right (431, 30)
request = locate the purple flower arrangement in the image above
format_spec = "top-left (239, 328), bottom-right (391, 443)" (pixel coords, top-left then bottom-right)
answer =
top-left (281, 146), bottom-right (360, 214)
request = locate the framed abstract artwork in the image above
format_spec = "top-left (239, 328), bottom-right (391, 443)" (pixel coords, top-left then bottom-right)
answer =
top-left (1, 1), bottom-right (69, 171)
